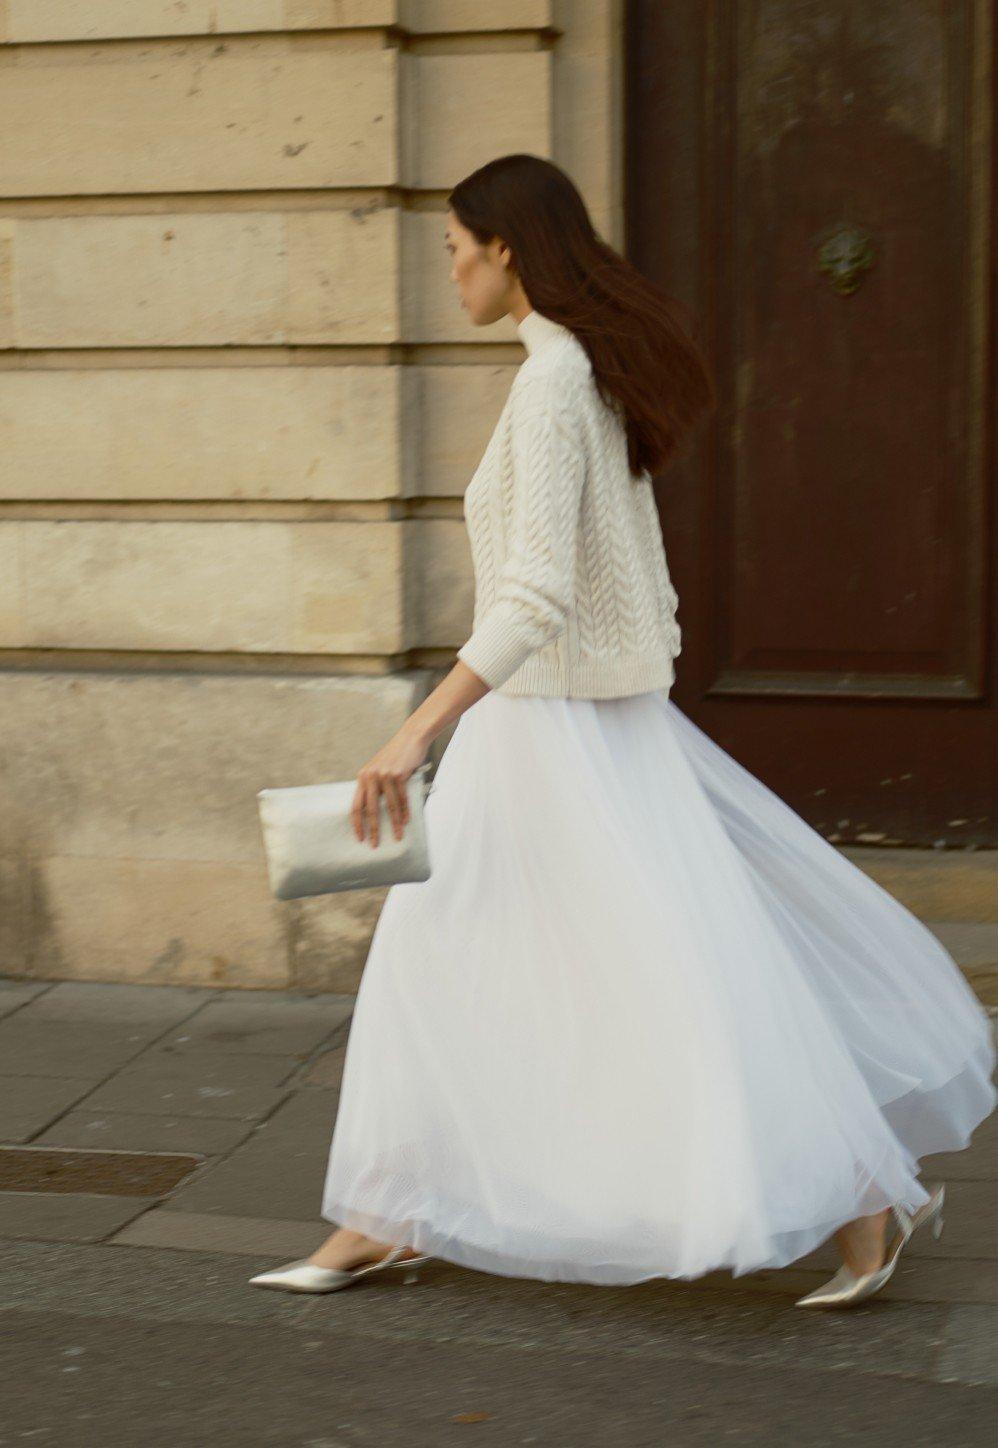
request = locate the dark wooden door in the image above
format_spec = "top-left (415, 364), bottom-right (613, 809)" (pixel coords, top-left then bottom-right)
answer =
top-left (626, 0), bottom-right (997, 847)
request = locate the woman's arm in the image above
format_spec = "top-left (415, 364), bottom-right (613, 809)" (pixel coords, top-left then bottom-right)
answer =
top-left (455, 369), bottom-right (586, 689)
top-left (350, 660), bottom-right (490, 849)
top-left (352, 365), bottom-right (584, 849)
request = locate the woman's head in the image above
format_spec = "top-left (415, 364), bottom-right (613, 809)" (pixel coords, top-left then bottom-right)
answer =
top-left (446, 153), bottom-right (716, 479)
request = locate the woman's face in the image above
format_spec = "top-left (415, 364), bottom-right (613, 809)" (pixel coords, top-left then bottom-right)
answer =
top-left (445, 210), bottom-right (523, 326)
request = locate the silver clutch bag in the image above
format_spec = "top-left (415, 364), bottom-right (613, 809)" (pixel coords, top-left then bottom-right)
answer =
top-left (257, 762), bottom-right (434, 900)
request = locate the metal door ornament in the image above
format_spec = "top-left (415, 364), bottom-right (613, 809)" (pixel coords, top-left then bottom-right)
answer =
top-left (818, 226), bottom-right (875, 295)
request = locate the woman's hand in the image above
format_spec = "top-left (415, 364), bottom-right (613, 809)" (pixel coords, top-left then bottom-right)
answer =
top-left (351, 728), bottom-right (431, 849)
top-left (348, 657), bottom-right (490, 849)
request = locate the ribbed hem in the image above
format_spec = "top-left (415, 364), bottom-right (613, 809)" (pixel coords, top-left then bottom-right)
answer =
top-left (496, 650), bottom-right (677, 699)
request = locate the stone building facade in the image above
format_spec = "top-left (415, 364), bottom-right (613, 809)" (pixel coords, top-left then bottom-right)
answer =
top-left (0, 2), bottom-right (625, 990)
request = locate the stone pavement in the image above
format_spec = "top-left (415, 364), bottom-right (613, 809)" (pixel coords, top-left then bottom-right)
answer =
top-left (0, 978), bottom-right (996, 1447)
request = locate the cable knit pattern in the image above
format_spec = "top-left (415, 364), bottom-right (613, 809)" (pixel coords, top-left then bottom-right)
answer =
top-left (456, 309), bottom-right (682, 697)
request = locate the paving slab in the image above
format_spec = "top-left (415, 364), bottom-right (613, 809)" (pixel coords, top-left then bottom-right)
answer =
top-left (0, 1238), bottom-right (955, 1380)
top-left (0, 1192), bottom-right (152, 1243)
top-left (110, 1208), bottom-right (331, 1258)
top-left (154, 992), bottom-right (354, 1057)
top-left (2, 1298), bottom-right (998, 1448)
top-left (158, 1088), bottom-right (339, 1220)
top-left (79, 1070), bottom-right (296, 1122)
top-left (34, 1108), bottom-right (257, 1156)
top-left (299, 1042), bottom-right (348, 1089)
top-left (1, 977), bottom-right (995, 1448)
top-left (0, 1239), bottom-right (321, 1326)
top-left (842, 848), bottom-right (998, 923)
top-left (5, 1237), bottom-right (998, 1396)
top-left (925, 922), bottom-right (998, 970)
top-left (935, 1304), bottom-right (998, 1385)
top-left (884, 1181), bottom-right (998, 1260)
top-left (291, 1259), bottom-right (954, 1385)
top-left (111, 1044), bottom-right (307, 1088)
top-left (0, 979), bottom-right (51, 1019)
top-left (0, 1074), bottom-right (97, 1143)
top-left (921, 1108), bottom-right (998, 1180)
top-left (100, 1211), bottom-right (998, 1305)
top-left (0, 1018), bottom-right (170, 1079)
top-left (12, 980), bottom-right (213, 1025)
top-left (743, 1257), bottom-right (998, 1306)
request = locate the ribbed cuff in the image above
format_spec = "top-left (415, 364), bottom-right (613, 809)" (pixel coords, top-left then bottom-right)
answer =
top-left (457, 619), bottom-right (548, 691)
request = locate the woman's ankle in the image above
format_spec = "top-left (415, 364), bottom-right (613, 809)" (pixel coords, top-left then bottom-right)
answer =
top-left (308, 1227), bottom-right (379, 1269)
top-left (834, 1207), bottom-right (890, 1275)
top-left (308, 1228), bottom-right (418, 1271)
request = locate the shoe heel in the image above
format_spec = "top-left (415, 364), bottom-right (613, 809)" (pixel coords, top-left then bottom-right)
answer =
top-left (928, 1183), bottom-right (946, 1241)
top-left (398, 1255), bottom-right (431, 1285)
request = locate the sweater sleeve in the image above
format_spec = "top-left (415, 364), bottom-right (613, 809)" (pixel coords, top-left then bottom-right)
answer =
top-left (457, 369), bottom-right (586, 690)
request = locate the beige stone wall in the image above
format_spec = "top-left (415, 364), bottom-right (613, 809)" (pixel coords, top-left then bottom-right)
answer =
top-left (0, 0), bottom-right (625, 990)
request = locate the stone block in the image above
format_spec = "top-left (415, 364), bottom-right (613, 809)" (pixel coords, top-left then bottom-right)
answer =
top-left (0, 2), bottom-right (558, 44)
top-left (5, 209), bottom-right (398, 349)
top-left (23, 855), bottom-right (291, 989)
top-left (0, 670), bottom-right (435, 990)
top-left (1, 362), bottom-right (507, 504)
top-left (552, 0), bottom-right (625, 245)
top-left (0, 45), bottom-right (397, 195)
top-left (0, 525), bottom-right (22, 643)
top-left (0, 1), bottom-right (400, 42)
top-left (410, 51), bottom-right (552, 190)
top-left (0, 671), bottom-right (430, 863)
top-left (0, 856), bottom-right (29, 974)
top-left (1, 366), bottom-right (407, 502)
top-left (1, 518), bottom-right (407, 654)
top-left (405, 0), bottom-right (554, 28)
top-left (288, 887), bottom-right (393, 993)
top-left (412, 516), bottom-right (476, 644)
top-left (419, 363), bottom-right (514, 495)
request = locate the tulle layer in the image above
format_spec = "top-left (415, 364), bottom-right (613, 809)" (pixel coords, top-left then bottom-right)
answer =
top-left (321, 688), bottom-right (996, 1283)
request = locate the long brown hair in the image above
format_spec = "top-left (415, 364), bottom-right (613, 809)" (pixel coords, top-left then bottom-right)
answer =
top-left (448, 153), bottom-right (716, 480)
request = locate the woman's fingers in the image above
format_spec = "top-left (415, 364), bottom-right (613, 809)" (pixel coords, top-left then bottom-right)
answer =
top-left (353, 771), bottom-right (411, 847)
top-left (381, 775), bottom-right (408, 842)
top-left (350, 783), bottom-right (366, 843)
top-left (363, 776), bottom-right (381, 848)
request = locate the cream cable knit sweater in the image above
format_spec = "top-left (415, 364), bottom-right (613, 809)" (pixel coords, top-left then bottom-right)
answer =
top-left (456, 308), bottom-right (682, 698)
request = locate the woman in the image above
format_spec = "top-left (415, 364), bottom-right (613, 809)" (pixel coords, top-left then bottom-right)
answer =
top-left (251, 154), bottom-right (996, 1308)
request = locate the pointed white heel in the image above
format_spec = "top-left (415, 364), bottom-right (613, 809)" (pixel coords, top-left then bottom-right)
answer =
top-left (795, 1182), bottom-right (946, 1308)
top-left (248, 1243), bottom-right (432, 1294)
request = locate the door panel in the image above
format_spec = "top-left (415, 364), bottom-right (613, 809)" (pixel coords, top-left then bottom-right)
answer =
top-left (626, 0), bottom-right (997, 845)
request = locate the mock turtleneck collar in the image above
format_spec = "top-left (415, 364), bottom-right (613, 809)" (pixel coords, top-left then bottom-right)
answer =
top-left (515, 308), bottom-right (573, 355)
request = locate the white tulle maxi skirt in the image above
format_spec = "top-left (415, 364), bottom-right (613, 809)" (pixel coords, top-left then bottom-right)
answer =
top-left (321, 688), bottom-right (996, 1284)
